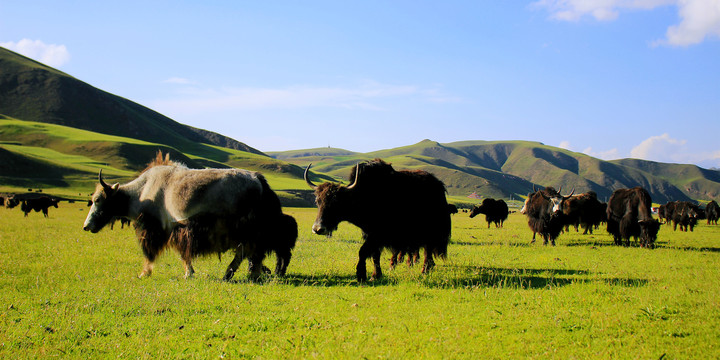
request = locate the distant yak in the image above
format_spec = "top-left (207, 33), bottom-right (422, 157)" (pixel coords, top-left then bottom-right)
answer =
top-left (469, 198), bottom-right (508, 228)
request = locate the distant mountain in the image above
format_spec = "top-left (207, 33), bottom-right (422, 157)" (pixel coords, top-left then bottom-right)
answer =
top-left (0, 47), bottom-right (263, 156)
top-left (271, 139), bottom-right (720, 204)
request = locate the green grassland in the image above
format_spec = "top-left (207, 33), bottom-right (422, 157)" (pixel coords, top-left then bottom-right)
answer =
top-left (0, 118), bottom-right (331, 202)
top-left (1, 204), bottom-right (719, 358)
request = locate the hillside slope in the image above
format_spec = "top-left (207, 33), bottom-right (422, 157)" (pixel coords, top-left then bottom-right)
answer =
top-left (0, 47), bottom-right (263, 155)
top-left (271, 139), bottom-right (720, 203)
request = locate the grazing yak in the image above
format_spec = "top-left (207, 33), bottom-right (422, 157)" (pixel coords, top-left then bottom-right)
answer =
top-left (665, 201), bottom-right (702, 232)
top-left (606, 187), bottom-right (660, 248)
top-left (305, 159), bottom-right (450, 282)
top-left (83, 152), bottom-right (293, 280)
top-left (522, 186), bottom-right (574, 245)
top-left (561, 191), bottom-right (606, 234)
top-left (20, 196), bottom-right (59, 217)
top-left (469, 198), bottom-right (509, 228)
top-left (706, 200), bottom-right (720, 225)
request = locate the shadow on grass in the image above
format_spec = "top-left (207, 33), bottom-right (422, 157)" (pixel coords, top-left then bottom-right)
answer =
top-left (225, 273), bottom-right (397, 287)
top-left (224, 264), bottom-right (647, 290)
top-left (418, 265), bottom-right (648, 290)
top-left (657, 245), bottom-right (720, 253)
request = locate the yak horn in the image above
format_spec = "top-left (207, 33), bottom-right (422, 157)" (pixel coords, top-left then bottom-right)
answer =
top-left (532, 184), bottom-right (537, 193)
top-left (564, 187), bottom-right (575, 198)
top-left (304, 164), bottom-right (318, 189)
top-left (99, 169), bottom-right (111, 191)
top-left (347, 163), bottom-right (360, 189)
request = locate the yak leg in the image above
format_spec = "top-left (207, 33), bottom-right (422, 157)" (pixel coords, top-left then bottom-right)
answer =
top-left (247, 251), bottom-right (268, 281)
top-left (371, 250), bottom-right (382, 280)
top-left (182, 258), bottom-right (195, 279)
top-left (138, 259), bottom-right (154, 278)
top-left (275, 249), bottom-right (291, 276)
top-left (223, 248), bottom-right (245, 281)
top-left (421, 246), bottom-right (436, 274)
top-left (389, 249), bottom-right (400, 269)
top-left (356, 241), bottom-right (380, 282)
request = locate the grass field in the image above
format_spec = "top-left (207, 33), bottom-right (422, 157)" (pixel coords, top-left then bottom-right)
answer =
top-left (1, 203), bottom-right (719, 359)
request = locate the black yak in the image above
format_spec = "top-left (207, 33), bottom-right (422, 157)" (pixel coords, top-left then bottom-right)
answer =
top-left (305, 159), bottom-right (450, 282)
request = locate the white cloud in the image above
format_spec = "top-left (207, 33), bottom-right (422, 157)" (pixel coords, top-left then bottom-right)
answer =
top-left (583, 147), bottom-right (621, 160)
top-left (661, 0), bottom-right (720, 46)
top-left (558, 140), bottom-right (572, 150)
top-left (532, 0), bottom-right (720, 46)
top-left (163, 77), bottom-right (195, 85)
top-left (0, 39), bottom-right (70, 67)
top-left (630, 133), bottom-right (686, 161)
top-left (150, 81), bottom-right (443, 114)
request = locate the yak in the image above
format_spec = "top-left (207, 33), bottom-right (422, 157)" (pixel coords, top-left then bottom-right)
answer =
top-left (469, 198), bottom-right (509, 228)
top-left (20, 196), bottom-right (59, 217)
top-left (706, 200), bottom-right (719, 225)
top-left (561, 191), bottom-right (606, 235)
top-left (523, 186), bottom-right (574, 245)
top-left (667, 201), bottom-right (701, 232)
top-left (83, 152), bottom-right (291, 280)
top-left (606, 187), bottom-right (660, 248)
top-left (305, 159), bottom-right (450, 282)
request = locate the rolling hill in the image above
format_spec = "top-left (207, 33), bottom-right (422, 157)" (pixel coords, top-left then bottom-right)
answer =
top-left (269, 139), bottom-right (720, 204)
top-left (2, 45), bottom-right (719, 206)
top-left (0, 47), bottom-right (263, 155)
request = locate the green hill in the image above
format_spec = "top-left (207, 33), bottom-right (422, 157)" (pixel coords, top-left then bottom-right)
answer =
top-left (272, 139), bottom-right (720, 204)
top-left (0, 47), bottom-right (263, 156)
top-left (2, 45), bottom-right (719, 206)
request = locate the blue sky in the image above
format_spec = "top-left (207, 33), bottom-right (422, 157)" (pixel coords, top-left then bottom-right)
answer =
top-left (2, 1), bottom-right (719, 167)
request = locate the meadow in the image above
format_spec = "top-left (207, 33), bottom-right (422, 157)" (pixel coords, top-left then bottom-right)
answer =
top-left (1, 203), bottom-right (719, 359)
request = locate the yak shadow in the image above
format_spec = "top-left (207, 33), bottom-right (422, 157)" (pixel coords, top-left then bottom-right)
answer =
top-left (224, 273), bottom-right (394, 287)
top-left (657, 245), bottom-right (720, 253)
top-left (418, 265), bottom-right (648, 290)
top-left (223, 264), bottom-right (647, 289)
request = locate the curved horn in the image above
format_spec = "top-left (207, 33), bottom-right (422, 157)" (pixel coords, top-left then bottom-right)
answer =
top-left (304, 164), bottom-right (318, 189)
top-left (99, 169), bottom-right (111, 191)
top-left (346, 163), bottom-right (361, 189)
top-left (532, 184), bottom-right (537, 193)
top-left (557, 186), bottom-right (562, 195)
top-left (564, 187), bottom-right (575, 198)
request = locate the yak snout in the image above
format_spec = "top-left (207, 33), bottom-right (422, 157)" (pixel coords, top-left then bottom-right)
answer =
top-left (312, 222), bottom-right (327, 235)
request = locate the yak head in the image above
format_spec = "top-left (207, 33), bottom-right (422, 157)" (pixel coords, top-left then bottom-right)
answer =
top-left (639, 218), bottom-right (661, 249)
top-left (539, 186), bottom-right (574, 216)
top-left (83, 170), bottom-right (127, 233)
top-left (469, 198), bottom-right (492, 218)
top-left (304, 163), bottom-right (359, 236)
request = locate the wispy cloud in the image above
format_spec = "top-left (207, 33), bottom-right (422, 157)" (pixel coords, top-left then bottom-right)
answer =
top-left (583, 147), bottom-right (620, 160)
top-left (629, 133), bottom-right (720, 167)
top-left (531, 0), bottom-right (720, 46)
top-left (0, 39), bottom-right (70, 67)
top-left (163, 77), bottom-right (195, 85)
top-left (150, 81), bottom-right (453, 114)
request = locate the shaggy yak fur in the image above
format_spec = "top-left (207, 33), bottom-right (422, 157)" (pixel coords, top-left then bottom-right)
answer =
top-left (83, 151), bottom-right (295, 280)
top-left (561, 191), bottom-right (606, 235)
top-left (605, 187), bottom-right (660, 248)
top-left (305, 158), bottom-right (451, 282)
top-left (706, 200), bottom-right (720, 225)
top-left (522, 187), bottom-right (574, 246)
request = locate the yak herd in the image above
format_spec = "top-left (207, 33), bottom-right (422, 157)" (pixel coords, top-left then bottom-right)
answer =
top-left (3, 153), bottom-right (718, 282)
